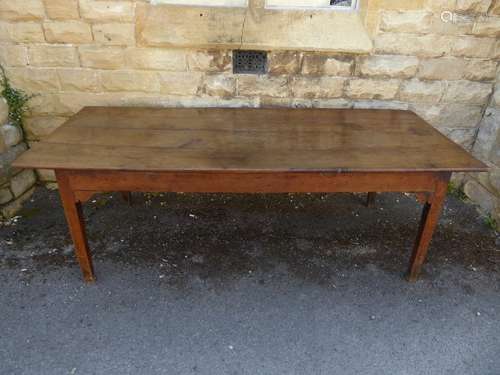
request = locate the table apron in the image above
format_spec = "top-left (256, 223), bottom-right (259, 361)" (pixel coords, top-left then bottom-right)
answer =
top-left (57, 170), bottom-right (450, 194)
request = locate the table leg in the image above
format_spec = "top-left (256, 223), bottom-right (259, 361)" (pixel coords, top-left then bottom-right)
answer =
top-left (121, 191), bottom-right (132, 205)
top-left (407, 176), bottom-right (449, 282)
top-left (56, 171), bottom-right (96, 282)
top-left (366, 192), bottom-right (376, 207)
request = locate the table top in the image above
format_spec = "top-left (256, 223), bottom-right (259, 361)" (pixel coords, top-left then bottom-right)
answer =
top-left (13, 107), bottom-right (488, 173)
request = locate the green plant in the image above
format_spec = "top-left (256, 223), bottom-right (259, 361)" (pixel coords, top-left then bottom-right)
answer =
top-left (484, 214), bottom-right (497, 231)
top-left (0, 64), bottom-right (34, 129)
top-left (447, 182), bottom-right (468, 201)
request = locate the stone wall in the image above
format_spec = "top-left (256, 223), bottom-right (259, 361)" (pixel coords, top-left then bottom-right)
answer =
top-left (0, 0), bottom-right (499, 224)
top-left (0, 99), bottom-right (36, 219)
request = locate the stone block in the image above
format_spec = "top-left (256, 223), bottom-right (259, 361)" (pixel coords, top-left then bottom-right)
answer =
top-left (346, 79), bottom-right (400, 100)
top-left (237, 75), bottom-right (289, 98)
top-left (442, 81), bottom-right (493, 104)
top-left (0, 124), bottom-right (23, 147)
top-left (268, 51), bottom-right (302, 75)
top-left (203, 75), bottom-right (235, 98)
top-left (0, 44), bottom-right (29, 67)
top-left (79, 0), bottom-right (134, 22)
top-left (400, 79), bottom-right (445, 103)
top-left (28, 45), bottom-right (79, 67)
top-left (0, 1), bottom-right (45, 21)
top-left (187, 50), bottom-right (232, 73)
top-left (464, 59), bottom-right (498, 81)
top-left (0, 143), bottom-right (27, 178)
top-left (159, 72), bottom-right (203, 96)
top-left (490, 0), bottom-right (500, 14)
top-left (352, 101), bottom-right (409, 110)
top-left (57, 69), bottom-right (100, 92)
top-left (472, 16), bottom-right (500, 37)
top-left (1, 186), bottom-right (35, 219)
top-left (36, 168), bottom-right (56, 182)
top-left (290, 77), bottom-right (345, 99)
top-left (451, 36), bottom-right (496, 57)
top-left (8, 68), bottom-right (60, 91)
top-left (301, 54), bottom-right (353, 76)
top-left (125, 48), bottom-right (187, 71)
top-left (92, 23), bottom-right (135, 46)
top-left (358, 55), bottom-right (419, 78)
top-left (439, 127), bottom-right (477, 149)
top-left (473, 107), bottom-right (500, 159)
top-left (8, 22), bottom-right (46, 43)
top-left (464, 179), bottom-right (496, 215)
top-left (379, 11), bottom-right (433, 33)
top-left (456, 0), bottom-right (492, 13)
top-left (0, 187), bottom-right (13, 205)
top-left (100, 71), bottom-right (161, 93)
top-left (24, 116), bottom-right (67, 140)
top-left (375, 33), bottom-right (452, 57)
top-left (44, 21), bottom-right (93, 44)
top-left (10, 169), bottom-right (36, 197)
top-left (43, 0), bottom-right (80, 20)
top-left (411, 103), bottom-right (484, 129)
top-left (79, 46), bottom-right (126, 69)
top-left (417, 58), bottom-right (467, 80)
top-left (0, 99), bottom-right (8, 125)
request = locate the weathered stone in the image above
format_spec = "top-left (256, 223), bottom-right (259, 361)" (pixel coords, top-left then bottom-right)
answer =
top-left (424, 0), bottom-right (456, 10)
top-left (464, 59), bottom-right (498, 81)
top-left (352, 101), bottom-right (409, 110)
top-left (92, 23), bottom-right (135, 46)
top-left (0, 187), bottom-right (13, 205)
top-left (8, 68), bottom-right (60, 91)
top-left (429, 13), bottom-right (474, 35)
top-left (473, 107), bottom-right (500, 159)
top-left (79, 0), bottom-right (134, 22)
top-left (0, 99), bottom-right (8, 125)
top-left (375, 33), bottom-right (452, 57)
top-left (100, 71), bottom-right (160, 93)
top-left (268, 51), bottom-right (301, 75)
top-left (379, 11), bottom-right (433, 33)
top-left (0, 124), bottom-right (23, 147)
top-left (301, 54), bottom-right (353, 77)
top-left (44, 21), bottom-right (93, 44)
top-left (291, 77), bottom-right (345, 99)
top-left (490, 0), bottom-right (500, 14)
top-left (456, 0), bottom-right (492, 13)
top-left (464, 179), bottom-right (496, 215)
top-left (400, 79), bottom-right (445, 103)
top-left (451, 36), bottom-right (496, 57)
top-left (439, 127), bottom-right (477, 149)
top-left (187, 50), bottom-right (232, 73)
top-left (43, 0), bottom-right (80, 20)
top-left (237, 76), bottom-right (289, 98)
top-left (442, 81), bottom-right (493, 104)
top-left (203, 75), bottom-right (235, 98)
top-left (24, 116), bottom-right (67, 140)
top-left (0, 1), bottom-right (45, 21)
top-left (36, 168), bottom-right (56, 182)
top-left (8, 22), bottom-right (45, 43)
top-left (79, 46), bottom-right (126, 69)
top-left (311, 99), bottom-right (352, 109)
top-left (28, 45), bottom-right (79, 67)
top-left (346, 79), bottom-right (400, 100)
top-left (418, 58), bottom-right (467, 81)
top-left (159, 72), bottom-right (203, 96)
top-left (10, 169), bottom-right (36, 197)
top-left (1, 186), bottom-right (35, 219)
top-left (489, 168), bottom-right (500, 194)
top-left (0, 44), bottom-right (29, 67)
top-left (411, 103), bottom-right (484, 129)
top-left (493, 87), bottom-right (500, 107)
top-left (126, 48), bottom-right (187, 71)
top-left (358, 55), bottom-right (419, 78)
top-left (57, 69), bottom-right (100, 92)
top-left (472, 16), bottom-right (500, 36)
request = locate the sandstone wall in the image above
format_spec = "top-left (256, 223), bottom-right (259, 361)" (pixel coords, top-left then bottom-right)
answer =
top-left (0, 0), bottom-right (499, 223)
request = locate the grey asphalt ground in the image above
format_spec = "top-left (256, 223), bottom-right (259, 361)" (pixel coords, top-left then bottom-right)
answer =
top-left (0, 188), bottom-right (499, 375)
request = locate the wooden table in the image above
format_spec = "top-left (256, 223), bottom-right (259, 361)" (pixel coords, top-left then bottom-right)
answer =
top-left (13, 107), bottom-right (487, 283)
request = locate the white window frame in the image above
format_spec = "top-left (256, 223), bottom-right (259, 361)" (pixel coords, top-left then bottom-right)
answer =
top-left (265, 0), bottom-right (358, 11)
top-left (150, 0), bottom-right (248, 7)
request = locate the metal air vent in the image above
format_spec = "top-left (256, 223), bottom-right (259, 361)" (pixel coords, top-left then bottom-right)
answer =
top-left (233, 50), bottom-right (267, 74)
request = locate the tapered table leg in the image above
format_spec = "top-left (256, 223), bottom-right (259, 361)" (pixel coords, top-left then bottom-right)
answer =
top-left (121, 191), bottom-right (132, 205)
top-left (56, 171), bottom-right (96, 282)
top-left (407, 175), bottom-right (449, 282)
top-left (366, 192), bottom-right (376, 207)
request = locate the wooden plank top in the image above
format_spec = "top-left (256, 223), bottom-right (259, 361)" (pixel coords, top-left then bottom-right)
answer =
top-left (13, 107), bottom-right (488, 173)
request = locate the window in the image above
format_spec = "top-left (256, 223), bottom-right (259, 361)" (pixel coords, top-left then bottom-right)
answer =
top-left (266, 0), bottom-right (356, 10)
top-left (150, 0), bottom-right (247, 6)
